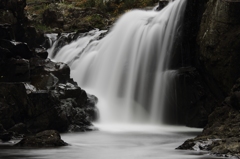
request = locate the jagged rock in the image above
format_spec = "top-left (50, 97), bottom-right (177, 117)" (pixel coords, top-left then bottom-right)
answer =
top-left (15, 130), bottom-right (67, 147)
top-left (8, 123), bottom-right (28, 135)
top-left (0, 0), bottom-right (97, 137)
top-left (0, 83), bottom-right (30, 129)
top-left (167, 67), bottom-right (222, 127)
top-left (26, 90), bottom-right (63, 133)
top-left (30, 58), bottom-right (70, 86)
top-left (156, 0), bottom-right (169, 11)
top-left (0, 58), bottom-right (30, 82)
top-left (0, 124), bottom-right (13, 142)
top-left (0, 24), bottom-right (15, 40)
top-left (178, 78), bottom-right (240, 157)
top-left (0, 40), bottom-right (33, 59)
top-left (35, 48), bottom-right (48, 59)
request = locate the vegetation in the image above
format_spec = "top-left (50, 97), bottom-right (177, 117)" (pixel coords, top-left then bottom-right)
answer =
top-left (25, 0), bottom-right (158, 32)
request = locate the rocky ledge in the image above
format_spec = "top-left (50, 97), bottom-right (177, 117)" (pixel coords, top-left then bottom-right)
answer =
top-left (177, 79), bottom-right (240, 157)
top-left (0, 0), bottom-right (98, 147)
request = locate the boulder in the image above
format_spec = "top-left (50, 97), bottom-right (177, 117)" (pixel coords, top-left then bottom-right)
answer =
top-left (15, 130), bottom-right (67, 147)
top-left (0, 124), bottom-right (13, 142)
top-left (0, 83), bottom-right (30, 129)
top-left (8, 123), bottom-right (28, 135)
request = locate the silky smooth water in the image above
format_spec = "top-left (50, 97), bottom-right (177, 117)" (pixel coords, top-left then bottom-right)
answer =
top-left (0, 126), bottom-right (225, 159)
top-left (49, 0), bottom-right (187, 125)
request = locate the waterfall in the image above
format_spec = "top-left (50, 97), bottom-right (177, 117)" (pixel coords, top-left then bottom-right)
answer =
top-left (48, 0), bottom-right (187, 125)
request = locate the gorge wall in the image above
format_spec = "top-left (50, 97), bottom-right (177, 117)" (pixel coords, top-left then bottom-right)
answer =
top-left (0, 0), bottom-right (98, 145)
top-left (179, 0), bottom-right (240, 157)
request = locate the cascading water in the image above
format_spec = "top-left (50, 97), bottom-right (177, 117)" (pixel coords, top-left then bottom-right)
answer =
top-left (48, 0), bottom-right (187, 125)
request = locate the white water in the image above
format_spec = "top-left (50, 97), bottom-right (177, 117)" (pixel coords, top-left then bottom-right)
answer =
top-left (49, 0), bottom-right (187, 125)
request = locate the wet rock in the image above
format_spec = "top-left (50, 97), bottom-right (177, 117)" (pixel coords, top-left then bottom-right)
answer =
top-left (198, 0), bottom-right (240, 93)
top-left (0, 24), bottom-right (15, 40)
top-left (178, 78), bottom-right (240, 157)
top-left (170, 67), bottom-right (222, 127)
top-left (156, 0), bottom-right (169, 11)
top-left (0, 58), bottom-right (30, 82)
top-left (0, 83), bottom-right (30, 129)
top-left (30, 58), bottom-right (70, 88)
top-left (0, 40), bottom-right (33, 59)
top-left (42, 4), bottom-right (64, 28)
top-left (8, 123), bottom-right (28, 135)
top-left (35, 48), bottom-right (48, 59)
top-left (27, 90), bottom-right (68, 133)
top-left (0, 124), bottom-right (13, 142)
top-left (15, 130), bottom-right (67, 147)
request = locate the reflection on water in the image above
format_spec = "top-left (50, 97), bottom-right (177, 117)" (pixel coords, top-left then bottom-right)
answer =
top-left (0, 125), bottom-right (226, 159)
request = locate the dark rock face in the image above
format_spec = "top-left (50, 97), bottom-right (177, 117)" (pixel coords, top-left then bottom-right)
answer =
top-left (0, 0), bottom-right (98, 146)
top-left (177, 79), bottom-right (240, 156)
top-left (167, 0), bottom-right (226, 128)
top-left (0, 83), bottom-right (30, 129)
top-left (172, 67), bottom-right (220, 127)
top-left (178, 0), bottom-right (240, 157)
top-left (15, 130), bottom-right (67, 147)
top-left (198, 0), bottom-right (240, 93)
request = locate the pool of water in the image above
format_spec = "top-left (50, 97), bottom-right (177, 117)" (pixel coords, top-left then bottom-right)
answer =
top-left (0, 125), bottom-right (226, 159)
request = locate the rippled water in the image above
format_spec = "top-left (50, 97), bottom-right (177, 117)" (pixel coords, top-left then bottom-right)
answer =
top-left (0, 125), bottom-right (225, 159)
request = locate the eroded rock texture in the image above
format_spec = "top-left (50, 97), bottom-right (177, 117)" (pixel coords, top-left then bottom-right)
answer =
top-left (198, 0), bottom-right (240, 93)
top-left (179, 0), bottom-right (240, 157)
top-left (0, 0), bottom-right (98, 146)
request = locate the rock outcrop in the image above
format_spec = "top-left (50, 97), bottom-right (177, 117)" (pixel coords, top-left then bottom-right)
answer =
top-left (0, 0), bottom-right (98, 146)
top-left (15, 130), bottom-right (67, 147)
top-left (198, 0), bottom-right (240, 93)
top-left (178, 79), bottom-right (240, 157)
top-left (178, 0), bottom-right (240, 157)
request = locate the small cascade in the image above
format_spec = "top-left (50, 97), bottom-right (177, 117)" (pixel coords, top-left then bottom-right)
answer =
top-left (49, 0), bottom-right (187, 125)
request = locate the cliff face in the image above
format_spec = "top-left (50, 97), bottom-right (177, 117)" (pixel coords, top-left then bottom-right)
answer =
top-left (179, 0), bottom-right (240, 156)
top-left (0, 0), bottom-right (98, 144)
top-left (198, 0), bottom-right (240, 93)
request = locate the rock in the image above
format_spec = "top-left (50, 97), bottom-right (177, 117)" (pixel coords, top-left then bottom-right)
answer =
top-left (30, 58), bottom-right (70, 86)
top-left (0, 58), bottom-right (30, 82)
top-left (178, 78), bottom-right (240, 157)
top-left (165, 67), bottom-right (223, 127)
top-left (0, 124), bottom-right (13, 142)
top-left (26, 90), bottom-right (68, 133)
top-left (24, 26), bottom-right (46, 49)
top-left (0, 39), bottom-right (33, 59)
top-left (0, 131), bottom-right (13, 142)
top-left (15, 130), bottom-right (67, 147)
top-left (42, 4), bottom-right (64, 28)
top-left (35, 48), bottom-right (48, 59)
top-left (8, 123), bottom-right (28, 135)
top-left (197, 0), bottom-right (240, 93)
top-left (0, 24), bottom-right (15, 40)
top-left (156, 0), bottom-right (169, 11)
top-left (0, 83), bottom-right (30, 129)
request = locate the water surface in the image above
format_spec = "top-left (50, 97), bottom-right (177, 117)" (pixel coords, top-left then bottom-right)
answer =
top-left (0, 125), bottom-right (225, 159)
